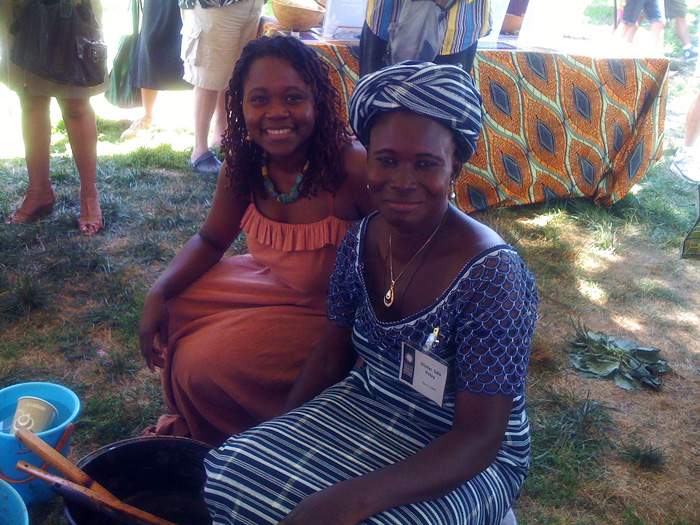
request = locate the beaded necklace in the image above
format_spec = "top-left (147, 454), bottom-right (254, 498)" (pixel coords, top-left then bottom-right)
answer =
top-left (261, 156), bottom-right (310, 204)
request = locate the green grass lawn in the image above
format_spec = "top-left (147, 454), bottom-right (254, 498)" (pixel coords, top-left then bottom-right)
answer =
top-left (2, 1), bottom-right (700, 524)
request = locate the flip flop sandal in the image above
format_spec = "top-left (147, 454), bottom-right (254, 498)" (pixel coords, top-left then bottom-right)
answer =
top-left (189, 150), bottom-right (222, 175)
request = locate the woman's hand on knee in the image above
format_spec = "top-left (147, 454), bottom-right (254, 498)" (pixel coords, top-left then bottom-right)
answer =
top-left (139, 289), bottom-right (170, 371)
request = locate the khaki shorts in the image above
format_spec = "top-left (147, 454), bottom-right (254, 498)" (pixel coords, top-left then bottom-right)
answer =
top-left (664, 0), bottom-right (687, 19)
top-left (181, 0), bottom-right (263, 91)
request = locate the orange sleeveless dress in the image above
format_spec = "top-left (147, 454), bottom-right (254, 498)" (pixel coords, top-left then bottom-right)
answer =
top-left (154, 201), bottom-right (355, 446)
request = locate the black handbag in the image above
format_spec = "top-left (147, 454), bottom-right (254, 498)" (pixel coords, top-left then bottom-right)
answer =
top-left (105, 0), bottom-right (143, 108)
top-left (10, 0), bottom-right (107, 87)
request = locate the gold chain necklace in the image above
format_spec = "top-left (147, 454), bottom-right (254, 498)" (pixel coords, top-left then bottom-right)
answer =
top-left (383, 209), bottom-right (448, 308)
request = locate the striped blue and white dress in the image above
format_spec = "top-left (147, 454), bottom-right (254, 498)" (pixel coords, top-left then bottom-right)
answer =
top-left (205, 215), bottom-right (539, 524)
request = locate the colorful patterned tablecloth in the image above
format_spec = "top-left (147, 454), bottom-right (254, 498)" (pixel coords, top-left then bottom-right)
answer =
top-left (262, 24), bottom-right (669, 212)
top-left (467, 51), bottom-right (668, 212)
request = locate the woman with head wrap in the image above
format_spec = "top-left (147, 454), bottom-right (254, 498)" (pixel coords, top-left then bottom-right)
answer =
top-left (204, 62), bottom-right (539, 525)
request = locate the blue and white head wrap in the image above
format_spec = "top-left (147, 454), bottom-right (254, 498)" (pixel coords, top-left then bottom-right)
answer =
top-left (348, 61), bottom-right (482, 161)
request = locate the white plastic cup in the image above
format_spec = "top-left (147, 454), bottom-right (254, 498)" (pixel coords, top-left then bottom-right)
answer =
top-left (10, 396), bottom-right (58, 435)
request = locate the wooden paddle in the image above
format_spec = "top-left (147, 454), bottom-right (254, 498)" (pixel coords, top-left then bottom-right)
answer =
top-left (16, 462), bottom-right (177, 525)
top-left (14, 428), bottom-right (179, 525)
top-left (15, 428), bottom-right (113, 498)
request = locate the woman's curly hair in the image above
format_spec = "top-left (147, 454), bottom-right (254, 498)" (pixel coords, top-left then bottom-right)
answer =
top-left (222, 35), bottom-right (351, 200)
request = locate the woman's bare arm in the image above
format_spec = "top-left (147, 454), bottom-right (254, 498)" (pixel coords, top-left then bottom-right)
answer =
top-left (139, 164), bottom-right (250, 369)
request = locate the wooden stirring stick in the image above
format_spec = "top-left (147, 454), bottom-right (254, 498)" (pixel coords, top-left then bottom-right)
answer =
top-left (15, 427), bottom-right (114, 499)
top-left (16, 461), bottom-right (178, 525)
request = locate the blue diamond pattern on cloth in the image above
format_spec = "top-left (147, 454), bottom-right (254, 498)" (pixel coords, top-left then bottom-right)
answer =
top-left (573, 85), bottom-right (591, 121)
top-left (543, 186), bottom-right (559, 201)
top-left (614, 122), bottom-right (624, 152)
top-left (627, 142), bottom-right (644, 181)
top-left (578, 155), bottom-right (595, 187)
top-left (468, 186), bottom-right (489, 211)
top-left (608, 58), bottom-right (626, 85)
top-left (536, 119), bottom-right (556, 154)
top-left (489, 81), bottom-right (512, 117)
top-left (502, 153), bottom-right (523, 185)
top-left (526, 53), bottom-right (547, 81)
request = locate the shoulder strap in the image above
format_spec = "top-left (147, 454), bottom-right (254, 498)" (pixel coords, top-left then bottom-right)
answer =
top-left (131, 0), bottom-right (141, 35)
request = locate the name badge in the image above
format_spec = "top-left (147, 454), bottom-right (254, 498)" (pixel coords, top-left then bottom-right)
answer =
top-left (399, 342), bottom-right (448, 407)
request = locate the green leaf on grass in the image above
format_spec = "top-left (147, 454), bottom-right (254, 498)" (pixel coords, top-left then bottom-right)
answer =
top-left (567, 319), bottom-right (672, 391)
top-left (614, 373), bottom-right (638, 391)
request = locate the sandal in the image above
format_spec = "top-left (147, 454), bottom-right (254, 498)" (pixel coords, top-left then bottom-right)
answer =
top-left (189, 150), bottom-right (222, 175)
top-left (78, 195), bottom-right (103, 236)
top-left (5, 187), bottom-right (57, 224)
top-left (120, 116), bottom-right (154, 140)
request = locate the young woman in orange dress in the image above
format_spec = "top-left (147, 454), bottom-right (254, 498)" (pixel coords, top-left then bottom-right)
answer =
top-left (139, 36), bottom-right (373, 447)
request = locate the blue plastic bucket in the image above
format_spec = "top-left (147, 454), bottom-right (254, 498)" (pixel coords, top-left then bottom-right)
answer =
top-left (0, 382), bottom-right (81, 506)
top-left (0, 478), bottom-right (28, 525)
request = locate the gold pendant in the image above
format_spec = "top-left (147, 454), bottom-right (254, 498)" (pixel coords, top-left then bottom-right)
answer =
top-left (384, 285), bottom-right (394, 308)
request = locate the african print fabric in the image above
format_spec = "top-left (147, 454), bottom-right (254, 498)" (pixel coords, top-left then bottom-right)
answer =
top-left (260, 24), bottom-right (669, 213)
top-left (204, 215), bottom-right (539, 524)
top-left (463, 51), bottom-right (668, 212)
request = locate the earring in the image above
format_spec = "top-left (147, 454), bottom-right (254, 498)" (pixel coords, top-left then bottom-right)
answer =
top-left (245, 132), bottom-right (252, 142)
top-left (449, 181), bottom-right (456, 200)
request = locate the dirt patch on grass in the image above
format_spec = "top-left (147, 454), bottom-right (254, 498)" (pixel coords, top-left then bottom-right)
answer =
top-left (522, 223), bottom-right (700, 523)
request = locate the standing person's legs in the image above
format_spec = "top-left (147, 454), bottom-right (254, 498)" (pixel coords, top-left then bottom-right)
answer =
top-left (620, 1), bottom-right (664, 51)
top-left (181, 0), bottom-right (263, 171)
top-left (120, 88), bottom-right (158, 140)
top-left (685, 89), bottom-right (700, 148)
top-left (141, 88), bottom-right (158, 121)
top-left (674, 17), bottom-right (692, 47)
top-left (123, 0), bottom-right (187, 140)
top-left (615, 0), bottom-right (645, 41)
top-left (192, 85), bottom-right (220, 163)
top-left (671, 89), bottom-right (700, 184)
top-left (57, 96), bottom-right (103, 235)
top-left (210, 89), bottom-right (227, 150)
top-left (665, 0), bottom-right (697, 60)
top-left (5, 94), bottom-right (56, 224)
top-left (649, 20), bottom-right (666, 53)
top-left (644, 0), bottom-right (666, 54)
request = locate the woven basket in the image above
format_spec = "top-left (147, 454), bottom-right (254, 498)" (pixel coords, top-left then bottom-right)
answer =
top-left (272, 0), bottom-right (325, 31)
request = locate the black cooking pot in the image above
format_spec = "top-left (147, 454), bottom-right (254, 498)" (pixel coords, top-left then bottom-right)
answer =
top-left (63, 436), bottom-right (213, 525)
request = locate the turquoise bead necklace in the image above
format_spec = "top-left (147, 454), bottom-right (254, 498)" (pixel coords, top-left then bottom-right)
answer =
top-left (261, 155), bottom-right (310, 204)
